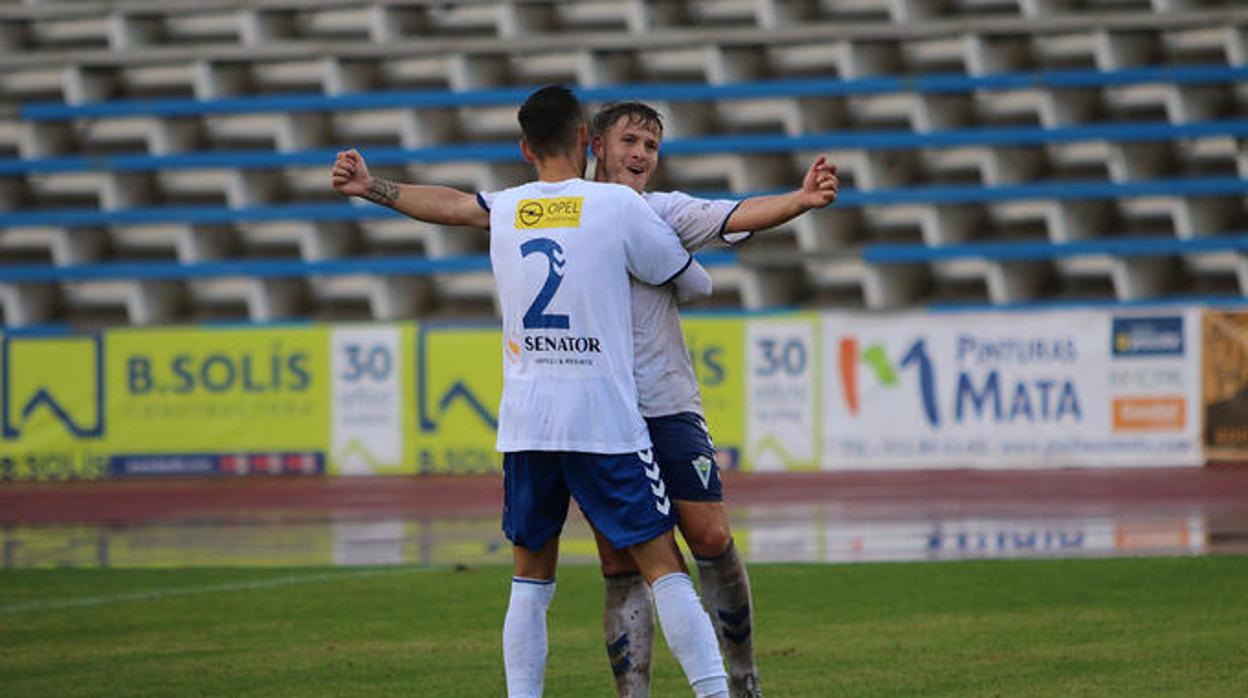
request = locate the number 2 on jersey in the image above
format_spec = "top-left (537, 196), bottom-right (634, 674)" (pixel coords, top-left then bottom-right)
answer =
top-left (520, 238), bottom-right (570, 329)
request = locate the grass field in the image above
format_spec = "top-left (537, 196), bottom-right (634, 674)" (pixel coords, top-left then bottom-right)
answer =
top-left (2, 556), bottom-right (1246, 697)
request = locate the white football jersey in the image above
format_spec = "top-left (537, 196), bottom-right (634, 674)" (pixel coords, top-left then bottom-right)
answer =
top-left (635, 191), bottom-right (743, 418)
top-left (484, 178), bottom-right (693, 453)
top-left (481, 188), bottom-right (745, 420)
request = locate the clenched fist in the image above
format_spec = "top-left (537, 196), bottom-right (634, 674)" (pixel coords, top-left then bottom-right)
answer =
top-left (331, 149), bottom-right (372, 198)
top-left (799, 154), bottom-right (838, 210)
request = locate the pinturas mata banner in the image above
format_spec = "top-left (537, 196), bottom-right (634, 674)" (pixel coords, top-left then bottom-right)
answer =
top-left (822, 309), bottom-right (1203, 469)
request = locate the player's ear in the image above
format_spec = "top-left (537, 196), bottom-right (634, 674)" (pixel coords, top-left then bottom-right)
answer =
top-left (519, 137), bottom-right (536, 164)
top-left (577, 124), bottom-right (589, 149)
top-left (590, 134), bottom-right (604, 160)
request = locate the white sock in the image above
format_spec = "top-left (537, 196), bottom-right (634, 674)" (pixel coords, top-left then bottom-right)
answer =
top-left (691, 676), bottom-right (731, 698)
top-left (651, 573), bottom-right (728, 696)
top-left (503, 577), bottom-right (556, 698)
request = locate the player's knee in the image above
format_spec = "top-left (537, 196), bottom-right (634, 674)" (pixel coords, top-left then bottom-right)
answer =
top-left (687, 523), bottom-right (732, 559)
top-left (598, 548), bottom-right (640, 577)
top-left (599, 558), bottom-right (640, 576)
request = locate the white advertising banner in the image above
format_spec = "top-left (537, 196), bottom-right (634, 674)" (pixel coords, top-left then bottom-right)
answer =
top-left (331, 326), bottom-right (403, 475)
top-left (821, 309), bottom-right (1202, 469)
top-left (745, 317), bottom-right (819, 471)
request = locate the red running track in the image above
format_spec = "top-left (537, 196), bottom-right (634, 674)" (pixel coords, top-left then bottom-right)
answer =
top-left (3, 467), bottom-right (1247, 525)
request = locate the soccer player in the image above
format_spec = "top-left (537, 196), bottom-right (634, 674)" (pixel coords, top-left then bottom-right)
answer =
top-left (397, 85), bottom-right (730, 698)
top-left (332, 102), bottom-right (837, 698)
top-left (581, 102), bottom-right (836, 698)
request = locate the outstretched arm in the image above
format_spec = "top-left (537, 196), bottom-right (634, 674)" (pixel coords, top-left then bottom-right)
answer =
top-left (723, 154), bottom-right (839, 234)
top-left (331, 149), bottom-right (490, 229)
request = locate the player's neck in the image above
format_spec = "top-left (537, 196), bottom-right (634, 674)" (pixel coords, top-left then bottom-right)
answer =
top-left (534, 155), bottom-right (584, 183)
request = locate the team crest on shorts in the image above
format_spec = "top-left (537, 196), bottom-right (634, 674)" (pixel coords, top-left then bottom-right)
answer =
top-left (691, 455), bottom-right (714, 489)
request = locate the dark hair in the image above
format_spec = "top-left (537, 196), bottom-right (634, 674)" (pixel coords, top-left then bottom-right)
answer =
top-left (517, 85), bottom-right (585, 159)
top-left (591, 101), bottom-right (664, 139)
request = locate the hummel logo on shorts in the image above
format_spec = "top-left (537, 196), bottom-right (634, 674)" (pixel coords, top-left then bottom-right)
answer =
top-left (640, 450), bottom-right (671, 515)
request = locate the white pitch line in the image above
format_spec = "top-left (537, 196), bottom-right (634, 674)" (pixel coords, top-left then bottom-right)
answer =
top-left (0, 566), bottom-right (430, 615)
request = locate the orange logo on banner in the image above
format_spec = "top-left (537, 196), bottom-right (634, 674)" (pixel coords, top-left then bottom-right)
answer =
top-left (1114, 520), bottom-right (1192, 550)
top-left (1112, 397), bottom-right (1186, 431)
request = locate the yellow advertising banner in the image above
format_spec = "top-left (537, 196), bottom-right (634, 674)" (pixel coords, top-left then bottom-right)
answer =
top-left (682, 315), bottom-right (747, 472)
top-left (1, 326), bottom-right (330, 480)
top-left (408, 322), bottom-right (505, 474)
top-left (107, 326), bottom-right (330, 451)
top-left (2, 332), bottom-right (109, 480)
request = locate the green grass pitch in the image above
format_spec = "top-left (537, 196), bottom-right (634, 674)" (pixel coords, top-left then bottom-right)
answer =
top-left (2, 556), bottom-right (1246, 696)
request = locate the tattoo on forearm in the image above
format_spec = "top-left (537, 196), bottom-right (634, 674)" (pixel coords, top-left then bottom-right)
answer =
top-left (365, 178), bottom-right (401, 207)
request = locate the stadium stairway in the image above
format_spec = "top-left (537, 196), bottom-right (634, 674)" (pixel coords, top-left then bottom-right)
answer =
top-left (1, 0), bottom-right (1246, 326)
top-left (7, 228), bottom-right (1248, 326)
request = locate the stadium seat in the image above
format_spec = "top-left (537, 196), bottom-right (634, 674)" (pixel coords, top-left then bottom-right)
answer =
top-left (1, 0), bottom-right (1245, 325)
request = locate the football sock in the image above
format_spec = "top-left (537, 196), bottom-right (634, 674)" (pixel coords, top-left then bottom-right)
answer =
top-left (503, 577), bottom-right (556, 698)
top-left (651, 572), bottom-right (728, 696)
top-left (691, 676), bottom-right (731, 698)
top-left (603, 572), bottom-right (655, 698)
top-left (696, 540), bottom-right (759, 685)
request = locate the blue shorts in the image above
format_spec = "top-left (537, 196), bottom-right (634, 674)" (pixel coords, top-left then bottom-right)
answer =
top-left (646, 412), bottom-right (722, 503)
top-left (503, 450), bottom-right (676, 552)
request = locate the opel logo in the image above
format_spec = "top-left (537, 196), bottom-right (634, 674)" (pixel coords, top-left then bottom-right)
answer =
top-left (519, 201), bottom-right (544, 226)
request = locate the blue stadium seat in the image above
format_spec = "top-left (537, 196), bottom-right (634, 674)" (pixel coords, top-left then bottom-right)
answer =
top-left (1, 1), bottom-right (1246, 325)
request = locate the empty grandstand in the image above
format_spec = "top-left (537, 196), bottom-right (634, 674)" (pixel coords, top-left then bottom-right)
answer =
top-left (1, 0), bottom-right (1246, 327)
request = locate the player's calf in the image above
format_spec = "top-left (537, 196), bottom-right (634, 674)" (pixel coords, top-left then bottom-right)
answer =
top-left (628, 531), bottom-right (728, 697)
top-left (694, 540), bottom-right (761, 698)
top-left (603, 572), bottom-right (654, 698)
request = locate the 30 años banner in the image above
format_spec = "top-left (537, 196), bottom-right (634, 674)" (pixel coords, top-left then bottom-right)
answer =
top-left (822, 309), bottom-right (1204, 469)
top-left (744, 314), bottom-right (820, 471)
top-left (331, 325), bottom-right (408, 475)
